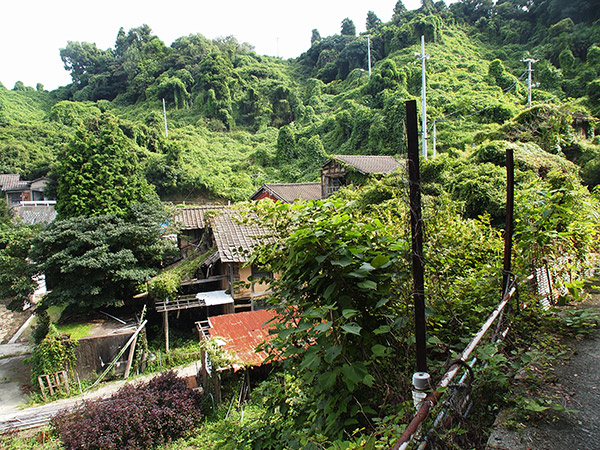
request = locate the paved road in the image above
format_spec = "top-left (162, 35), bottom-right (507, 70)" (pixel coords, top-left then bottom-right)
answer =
top-left (487, 298), bottom-right (600, 450)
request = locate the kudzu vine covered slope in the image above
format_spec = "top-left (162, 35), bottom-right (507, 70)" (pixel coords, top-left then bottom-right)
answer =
top-left (1, 0), bottom-right (599, 204)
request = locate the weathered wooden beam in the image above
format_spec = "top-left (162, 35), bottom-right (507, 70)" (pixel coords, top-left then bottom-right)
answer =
top-left (86, 320), bottom-right (147, 391)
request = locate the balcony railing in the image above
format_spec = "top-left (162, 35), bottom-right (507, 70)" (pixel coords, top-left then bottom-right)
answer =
top-left (18, 200), bottom-right (57, 207)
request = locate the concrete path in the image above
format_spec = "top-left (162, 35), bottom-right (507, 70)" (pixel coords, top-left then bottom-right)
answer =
top-left (487, 297), bottom-right (600, 450)
top-left (0, 343), bottom-right (31, 358)
top-left (0, 360), bottom-right (201, 432)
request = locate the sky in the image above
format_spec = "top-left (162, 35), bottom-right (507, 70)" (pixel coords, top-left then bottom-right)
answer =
top-left (0, 0), bottom-right (446, 91)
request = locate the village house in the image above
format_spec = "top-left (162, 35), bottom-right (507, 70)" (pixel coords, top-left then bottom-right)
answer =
top-left (158, 206), bottom-right (276, 319)
top-left (155, 154), bottom-right (403, 355)
top-left (250, 155), bottom-right (404, 205)
top-left (0, 174), bottom-right (56, 224)
top-left (320, 154), bottom-right (404, 198)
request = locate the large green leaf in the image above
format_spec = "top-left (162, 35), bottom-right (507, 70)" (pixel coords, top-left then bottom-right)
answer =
top-left (370, 254), bottom-right (390, 268)
top-left (341, 322), bottom-right (362, 336)
top-left (358, 280), bottom-right (377, 290)
top-left (325, 344), bottom-right (342, 363)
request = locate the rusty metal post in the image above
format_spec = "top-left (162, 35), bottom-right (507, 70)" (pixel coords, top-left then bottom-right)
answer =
top-left (406, 100), bottom-right (427, 373)
top-left (502, 148), bottom-right (514, 295)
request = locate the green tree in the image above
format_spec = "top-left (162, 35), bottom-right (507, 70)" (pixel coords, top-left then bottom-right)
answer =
top-left (60, 41), bottom-right (112, 86)
top-left (0, 214), bottom-right (38, 311)
top-left (249, 198), bottom-right (411, 440)
top-left (559, 48), bottom-right (576, 74)
top-left (311, 29), bottom-right (321, 44)
top-left (587, 45), bottom-right (600, 69)
top-left (341, 18), bottom-right (356, 36)
top-left (276, 125), bottom-right (297, 162)
top-left (55, 113), bottom-right (154, 219)
top-left (31, 202), bottom-right (175, 310)
top-left (393, 0), bottom-right (408, 16)
top-left (366, 11), bottom-right (382, 31)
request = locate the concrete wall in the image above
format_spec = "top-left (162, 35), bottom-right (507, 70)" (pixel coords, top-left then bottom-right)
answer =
top-left (75, 330), bottom-right (135, 379)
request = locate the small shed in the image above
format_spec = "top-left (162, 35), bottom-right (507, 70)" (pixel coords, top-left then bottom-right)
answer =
top-left (199, 309), bottom-right (278, 367)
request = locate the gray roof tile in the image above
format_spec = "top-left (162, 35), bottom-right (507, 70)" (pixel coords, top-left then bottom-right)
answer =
top-left (0, 174), bottom-right (22, 191)
top-left (330, 155), bottom-right (403, 174)
top-left (250, 182), bottom-right (321, 203)
top-left (211, 210), bottom-right (276, 263)
top-left (173, 205), bottom-right (225, 230)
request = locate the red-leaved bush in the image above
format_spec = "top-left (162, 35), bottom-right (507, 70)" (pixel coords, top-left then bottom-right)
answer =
top-left (52, 371), bottom-right (202, 450)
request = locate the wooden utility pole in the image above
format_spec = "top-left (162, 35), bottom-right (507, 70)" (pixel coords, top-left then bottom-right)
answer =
top-left (406, 99), bottom-right (427, 373)
top-left (502, 148), bottom-right (515, 295)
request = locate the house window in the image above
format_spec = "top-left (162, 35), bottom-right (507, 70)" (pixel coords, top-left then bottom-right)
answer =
top-left (326, 176), bottom-right (345, 196)
top-left (7, 193), bottom-right (21, 206)
top-left (251, 265), bottom-right (272, 280)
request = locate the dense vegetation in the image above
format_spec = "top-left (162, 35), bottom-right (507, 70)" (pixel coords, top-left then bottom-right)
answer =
top-left (1, 0), bottom-right (600, 448)
top-left (2, 0), bottom-right (600, 203)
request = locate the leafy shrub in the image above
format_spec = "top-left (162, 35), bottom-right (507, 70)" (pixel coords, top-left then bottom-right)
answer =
top-left (52, 371), bottom-right (202, 450)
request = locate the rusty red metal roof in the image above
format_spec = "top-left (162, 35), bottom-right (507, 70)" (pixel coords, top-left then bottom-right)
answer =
top-left (208, 309), bottom-right (278, 367)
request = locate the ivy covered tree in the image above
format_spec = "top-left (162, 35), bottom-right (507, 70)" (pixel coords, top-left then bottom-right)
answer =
top-left (311, 28), bottom-right (321, 44)
top-left (54, 112), bottom-right (155, 219)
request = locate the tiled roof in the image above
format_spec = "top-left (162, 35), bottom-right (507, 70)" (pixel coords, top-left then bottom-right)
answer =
top-left (173, 205), bottom-right (225, 230)
top-left (250, 182), bottom-right (322, 203)
top-left (208, 309), bottom-right (278, 367)
top-left (211, 210), bottom-right (276, 263)
top-left (0, 174), bottom-right (23, 191)
top-left (330, 155), bottom-right (403, 174)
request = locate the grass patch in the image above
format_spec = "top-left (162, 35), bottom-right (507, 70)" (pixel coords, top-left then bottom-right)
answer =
top-left (54, 322), bottom-right (93, 340)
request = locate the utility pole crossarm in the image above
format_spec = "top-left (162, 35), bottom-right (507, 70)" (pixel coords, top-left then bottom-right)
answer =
top-left (521, 58), bottom-right (538, 109)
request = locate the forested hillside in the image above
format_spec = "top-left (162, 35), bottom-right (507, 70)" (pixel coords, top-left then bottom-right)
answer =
top-left (1, 0), bottom-right (599, 203)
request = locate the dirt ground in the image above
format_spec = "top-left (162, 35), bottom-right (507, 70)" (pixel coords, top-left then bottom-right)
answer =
top-left (0, 299), bottom-right (32, 344)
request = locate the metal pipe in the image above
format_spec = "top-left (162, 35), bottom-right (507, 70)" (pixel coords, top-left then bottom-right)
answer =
top-left (390, 281), bottom-right (517, 450)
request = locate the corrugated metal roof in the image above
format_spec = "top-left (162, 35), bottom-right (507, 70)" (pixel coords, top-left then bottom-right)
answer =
top-left (329, 155), bottom-right (403, 174)
top-left (208, 309), bottom-right (278, 367)
top-left (173, 205), bottom-right (225, 230)
top-left (211, 210), bottom-right (276, 263)
top-left (250, 182), bottom-right (322, 203)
